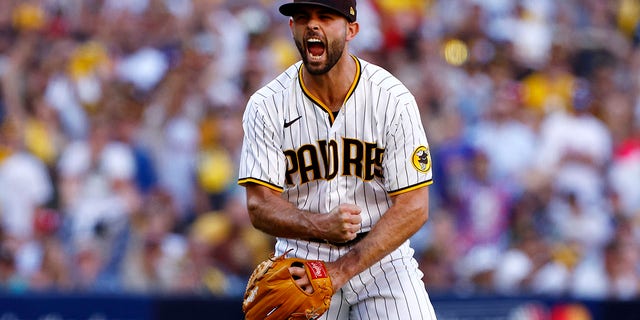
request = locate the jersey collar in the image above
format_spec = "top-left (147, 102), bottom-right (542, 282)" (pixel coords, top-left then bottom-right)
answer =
top-left (298, 55), bottom-right (362, 124)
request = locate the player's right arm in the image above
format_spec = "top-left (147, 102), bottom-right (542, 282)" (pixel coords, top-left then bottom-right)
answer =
top-left (240, 92), bottom-right (362, 243)
top-left (245, 183), bottom-right (362, 243)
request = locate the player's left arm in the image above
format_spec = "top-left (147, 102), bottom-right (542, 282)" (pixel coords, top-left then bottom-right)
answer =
top-left (323, 91), bottom-right (432, 291)
top-left (324, 186), bottom-right (429, 291)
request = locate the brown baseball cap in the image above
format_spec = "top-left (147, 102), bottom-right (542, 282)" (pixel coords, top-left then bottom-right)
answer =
top-left (279, 0), bottom-right (357, 23)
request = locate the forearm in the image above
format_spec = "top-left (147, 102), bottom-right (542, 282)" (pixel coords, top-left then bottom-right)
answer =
top-left (245, 183), bottom-right (324, 240)
top-left (329, 187), bottom-right (429, 288)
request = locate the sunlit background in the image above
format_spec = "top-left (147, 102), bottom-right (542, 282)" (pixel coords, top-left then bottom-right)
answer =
top-left (0, 0), bottom-right (639, 319)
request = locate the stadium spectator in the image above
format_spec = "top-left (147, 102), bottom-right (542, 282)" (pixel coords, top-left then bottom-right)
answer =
top-left (0, 0), bottom-right (637, 300)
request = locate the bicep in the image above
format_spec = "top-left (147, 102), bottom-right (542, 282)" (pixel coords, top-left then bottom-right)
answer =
top-left (383, 101), bottom-right (433, 193)
top-left (245, 183), bottom-right (282, 218)
top-left (390, 185), bottom-right (430, 221)
top-left (238, 100), bottom-right (286, 189)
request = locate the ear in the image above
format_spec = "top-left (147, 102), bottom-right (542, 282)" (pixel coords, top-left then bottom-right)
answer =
top-left (289, 17), bottom-right (294, 33)
top-left (346, 22), bottom-right (359, 41)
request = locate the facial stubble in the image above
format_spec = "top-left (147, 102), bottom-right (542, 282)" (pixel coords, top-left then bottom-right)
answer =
top-left (295, 33), bottom-right (346, 75)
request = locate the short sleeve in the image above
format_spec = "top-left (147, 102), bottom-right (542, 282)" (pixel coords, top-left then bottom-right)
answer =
top-left (238, 97), bottom-right (286, 192)
top-left (383, 97), bottom-right (433, 196)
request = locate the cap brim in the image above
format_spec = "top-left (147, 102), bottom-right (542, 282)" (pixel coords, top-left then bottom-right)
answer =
top-left (279, 2), bottom-right (353, 22)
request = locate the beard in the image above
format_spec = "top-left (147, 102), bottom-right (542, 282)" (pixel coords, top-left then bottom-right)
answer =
top-left (295, 37), bottom-right (345, 75)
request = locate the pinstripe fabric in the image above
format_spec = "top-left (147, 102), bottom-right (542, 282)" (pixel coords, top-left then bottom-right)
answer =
top-left (239, 57), bottom-right (437, 319)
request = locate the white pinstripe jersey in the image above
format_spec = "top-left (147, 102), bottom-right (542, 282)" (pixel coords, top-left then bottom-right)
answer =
top-left (238, 56), bottom-right (433, 260)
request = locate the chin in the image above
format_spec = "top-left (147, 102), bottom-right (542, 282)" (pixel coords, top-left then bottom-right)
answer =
top-left (306, 65), bottom-right (331, 75)
top-left (304, 60), bottom-right (330, 75)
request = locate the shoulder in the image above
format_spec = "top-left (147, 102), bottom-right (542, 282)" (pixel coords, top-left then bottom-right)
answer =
top-left (248, 62), bottom-right (302, 106)
top-left (357, 58), bottom-right (413, 100)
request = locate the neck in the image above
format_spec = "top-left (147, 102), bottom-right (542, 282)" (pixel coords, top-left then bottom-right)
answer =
top-left (301, 53), bottom-right (357, 112)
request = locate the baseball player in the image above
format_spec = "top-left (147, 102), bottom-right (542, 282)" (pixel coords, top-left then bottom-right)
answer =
top-left (238, 0), bottom-right (437, 319)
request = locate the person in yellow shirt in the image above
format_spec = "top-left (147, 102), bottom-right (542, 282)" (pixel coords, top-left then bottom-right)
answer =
top-left (521, 45), bottom-right (576, 116)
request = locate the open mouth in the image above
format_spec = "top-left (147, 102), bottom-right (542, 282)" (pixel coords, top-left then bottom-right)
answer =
top-left (306, 38), bottom-right (325, 59)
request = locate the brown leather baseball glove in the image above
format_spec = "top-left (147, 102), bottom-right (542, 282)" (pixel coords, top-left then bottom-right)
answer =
top-left (242, 251), bottom-right (333, 320)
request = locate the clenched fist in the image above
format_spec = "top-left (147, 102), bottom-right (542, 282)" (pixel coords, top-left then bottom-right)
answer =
top-left (320, 204), bottom-right (362, 244)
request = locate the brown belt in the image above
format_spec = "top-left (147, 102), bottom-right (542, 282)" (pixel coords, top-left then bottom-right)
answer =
top-left (309, 232), bottom-right (369, 247)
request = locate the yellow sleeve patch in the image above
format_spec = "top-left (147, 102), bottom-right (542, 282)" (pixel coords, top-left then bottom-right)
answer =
top-left (411, 146), bottom-right (432, 173)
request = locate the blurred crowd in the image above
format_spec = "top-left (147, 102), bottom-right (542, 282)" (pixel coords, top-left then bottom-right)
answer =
top-left (0, 0), bottom-right (639, 301)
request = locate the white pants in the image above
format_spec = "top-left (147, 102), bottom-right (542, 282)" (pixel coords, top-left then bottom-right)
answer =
top-left (276, 240), bottom-right (438, 320)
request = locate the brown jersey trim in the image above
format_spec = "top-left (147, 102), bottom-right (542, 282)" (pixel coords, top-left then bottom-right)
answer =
top-left (387, 180), bottom-right (433, 197)
top-left (238, 178), bottom-right (284, 193)
top-left (298, 55), bottom-right (362, 125)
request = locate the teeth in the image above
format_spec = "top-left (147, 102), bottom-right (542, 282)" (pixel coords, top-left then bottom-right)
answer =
top-left (307, 38), bottom-right (323, 58)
